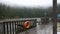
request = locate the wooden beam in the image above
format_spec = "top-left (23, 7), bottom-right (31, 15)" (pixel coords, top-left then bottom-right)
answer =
top-left (53, 0), bottom-right (57, 34)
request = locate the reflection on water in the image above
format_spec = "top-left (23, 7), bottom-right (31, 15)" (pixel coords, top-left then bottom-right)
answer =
top-left (36, 23), bottom-right (53, 34)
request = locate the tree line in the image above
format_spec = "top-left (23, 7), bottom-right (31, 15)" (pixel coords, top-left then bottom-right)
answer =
top-left (0, 3), bottom-right (60, 19)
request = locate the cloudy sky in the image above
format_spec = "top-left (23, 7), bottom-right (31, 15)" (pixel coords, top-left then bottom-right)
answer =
top-left (0, 0), bottom-right (60, 7)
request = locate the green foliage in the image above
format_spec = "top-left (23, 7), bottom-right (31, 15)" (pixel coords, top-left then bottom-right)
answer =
top-left (0, 3), bottom-right (60, 19)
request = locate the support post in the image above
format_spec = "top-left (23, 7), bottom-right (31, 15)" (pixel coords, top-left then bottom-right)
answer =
top-left (53, 0), bottom-right (57, 34)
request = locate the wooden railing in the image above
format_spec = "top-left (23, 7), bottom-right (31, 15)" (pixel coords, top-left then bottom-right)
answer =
top-left (0, 19), bottom-right (37, 34)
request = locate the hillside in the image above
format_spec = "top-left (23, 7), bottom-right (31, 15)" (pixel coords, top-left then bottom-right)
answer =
top-left (0, 3), bottom-right (60, 19)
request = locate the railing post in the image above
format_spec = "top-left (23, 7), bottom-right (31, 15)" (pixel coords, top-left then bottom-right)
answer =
top-left (3, 22), bottom-right (5, 34)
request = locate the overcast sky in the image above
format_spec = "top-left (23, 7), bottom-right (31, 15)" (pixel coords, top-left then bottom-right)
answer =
top-left (0, 0), bottom-right (60, 7)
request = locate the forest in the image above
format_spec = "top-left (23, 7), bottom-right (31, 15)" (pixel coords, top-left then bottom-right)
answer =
top-left (0, 3), bottom-right (60, 19)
